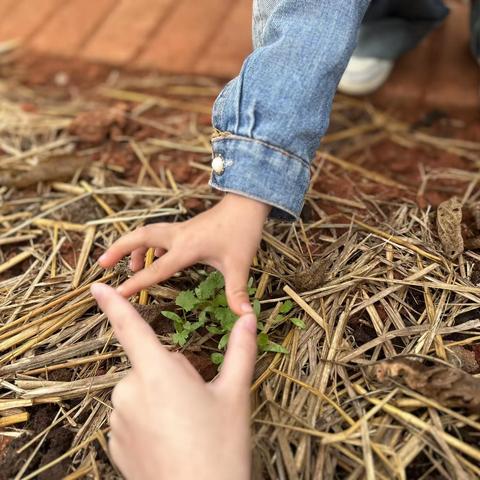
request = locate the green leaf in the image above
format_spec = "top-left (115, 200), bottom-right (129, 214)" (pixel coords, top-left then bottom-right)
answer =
top-left (207, 325), bottom-right (223, 335)
top-left (262, 342), bottom-right (289, 354)
top-left (212, 292), bottom-right (228, 307)
top-left (257, 333), bottom-right (288, 354)
top-left (211, 352), bottom-right (224, 365)
top-left (257, 332), bottom-right (270, 349)
top-left (214, 307), bottom-right (237, 331)
top-left (172, 330), bottom-right (189, 346)
top-left (253, 299), bottom-right (261, 317)
top-left (291, 317), bottom-right (306, 329)
top-left (161, 311), bottom-right (183, 323)
top-left (182, 320), bottom-right (204, 333)
top-left (279, 300), bottom-right (294, 314)
top-left (247, 277), bottom-right (257, 296)
top-left (189, 320), bottom-right (204, 331)
top-left (199, 309), bottom-right (210, 323)
top-left (176, 290), bottom-right (199, 312)
top-left (195, 271), bottom-right (225, 300)
top-left (162, 310), bottom-right (184, 333)
top-left (213, 307), bottom-right (229, 322)
top-left (218, 333), bottom-right (229, 350)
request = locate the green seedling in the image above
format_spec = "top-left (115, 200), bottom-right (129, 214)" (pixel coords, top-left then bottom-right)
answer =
top-left (162, 271), bottom-right (304, 366)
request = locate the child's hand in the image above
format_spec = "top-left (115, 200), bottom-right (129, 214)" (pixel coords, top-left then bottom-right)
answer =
top-left (98, 193), bottom-right (270, 315)
top-left (91, 283), bottom-right (256, 480)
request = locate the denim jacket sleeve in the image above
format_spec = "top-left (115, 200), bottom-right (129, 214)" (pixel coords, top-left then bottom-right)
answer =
top-left (210, 0), bottom-right (369, 220)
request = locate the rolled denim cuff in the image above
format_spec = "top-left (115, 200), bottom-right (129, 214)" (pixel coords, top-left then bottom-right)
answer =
top-left (209, 135), bottom-right (310, 220)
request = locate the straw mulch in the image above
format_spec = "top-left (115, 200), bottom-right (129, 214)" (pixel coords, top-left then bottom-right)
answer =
top-left (1, 67), bottom-right (480, 480)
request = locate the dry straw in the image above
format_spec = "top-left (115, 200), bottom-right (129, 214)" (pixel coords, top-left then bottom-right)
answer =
top-left (0, 71), bottom-right (480, 479)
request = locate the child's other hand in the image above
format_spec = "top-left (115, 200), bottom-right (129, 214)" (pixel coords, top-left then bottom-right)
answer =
top-left (98, 193), bottom-right (270, 315)
top-left (91, 283), bottom-right (256, 480)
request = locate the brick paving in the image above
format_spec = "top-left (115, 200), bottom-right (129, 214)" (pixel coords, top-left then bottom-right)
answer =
top-left (193, 0), bottom-right (253, 77)
top-left (30, 0), bottom-right (116, 56)
top-left (82, 0), bottom-right (179, 64)
top-left (136, 0), bottom-right (237, 73)
top-left (0, 0), bottom-right (477, 112)
top-left (0, 0), bottom-right (64, 43)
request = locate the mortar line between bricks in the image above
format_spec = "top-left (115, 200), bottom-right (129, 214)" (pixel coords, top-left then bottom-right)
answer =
top-left (191, 0), bottom-right (238, 71)
top-left (0, 0), bottom-right (24, 31)
top-left (194, 0), bottom-right (250, 72)
top-left (24, 0), bottom-right (70, 45)
top-left (74, 0), bottom-right (120, 55)
top-left (129, 0), bottom-right (186, 65)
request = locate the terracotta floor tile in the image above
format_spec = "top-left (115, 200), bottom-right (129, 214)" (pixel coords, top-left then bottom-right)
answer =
top-left (0, 0), bottom-right (64, 43)
top-left (0, 0), bottom-right (476, 112)
top-left (136, 0), bottom-right (234, 73)
top-left (30, 0), bottom-right (117, 56)
top-left (193, 0), bottom-right (252, 77)
top-left (81, 0), bottom-right (178, 64)
top-left (424, 1), bottom-right (479, 112)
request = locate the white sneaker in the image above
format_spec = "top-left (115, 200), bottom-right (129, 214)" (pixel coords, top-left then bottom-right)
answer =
top-left (338, 56), bottom-right (394, 95)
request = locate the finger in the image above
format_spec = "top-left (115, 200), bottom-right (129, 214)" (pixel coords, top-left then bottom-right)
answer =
top-left (98, 224), bottom-right (173, 268)
top-left (109, 409), bottom-right (132, 443)
top-left (215, 313), bottom-right (257, 394)
top-left (111, 372), bottom-right (137, 410)
top-left (117, 250), bottom-right (194, 297)
top-left (223, 262), bottom-right (253, 316)
top-left (109, 410), bottom-right (127, 434)
top-left (109, 436), bottom-right (131, 479)
top-left (130, 247), bottom-right (148, 272)
top-left (91, 283), bottom-right (167, 369)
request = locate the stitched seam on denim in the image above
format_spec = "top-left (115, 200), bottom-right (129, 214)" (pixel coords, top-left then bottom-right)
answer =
top-left (254, 0), bottom-right (282, 49)
top-left (208, 180), bottom-right (300, 220)
top-left (211, 134), bottom-right (309, 169)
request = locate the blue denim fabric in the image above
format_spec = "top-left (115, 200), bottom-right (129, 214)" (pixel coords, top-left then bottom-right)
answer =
top-left (210, 0), bottom-right (369, 220)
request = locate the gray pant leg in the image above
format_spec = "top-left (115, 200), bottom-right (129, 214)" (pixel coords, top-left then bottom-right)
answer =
top-left (355, 0), bottom-right (449, 59)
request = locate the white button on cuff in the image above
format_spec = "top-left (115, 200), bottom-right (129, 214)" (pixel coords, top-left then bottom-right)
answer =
top-left (212, 156), bottom-right (225, 175)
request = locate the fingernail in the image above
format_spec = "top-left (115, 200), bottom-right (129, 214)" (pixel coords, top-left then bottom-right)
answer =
top-left (98, 254), bottom-right (107, 264)
top-left (240, 302), bottom-right (253, 313)
top-left (239, 313), bottom-right (257, 334)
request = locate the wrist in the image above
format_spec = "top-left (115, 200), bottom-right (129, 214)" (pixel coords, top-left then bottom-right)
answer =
top-left (223, 193), bottom-right (271, 220)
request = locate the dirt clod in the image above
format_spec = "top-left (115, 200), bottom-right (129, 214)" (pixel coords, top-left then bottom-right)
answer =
top-left (55, 196), bottom-right (103, 224)
top-left (69, 104), bottom-right (131, 144)
top-left (447, 346), bottom-right (480, 373)
top-left (436, 196), bottom-right (464, 259)
top-left (290, 259), bottom-right (327, 291)
top-left (348, 316), bottom-right (377, 346)
top-left (0, 405), bottom-right (73, 480)
top-left (184, 351), bottom-right (217, 381)
top-left (134, 303), bottom-right (175, 335)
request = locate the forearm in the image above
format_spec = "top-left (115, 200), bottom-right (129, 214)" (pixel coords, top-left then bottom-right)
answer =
top-left (210, 0), bottom-right (369, 219)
